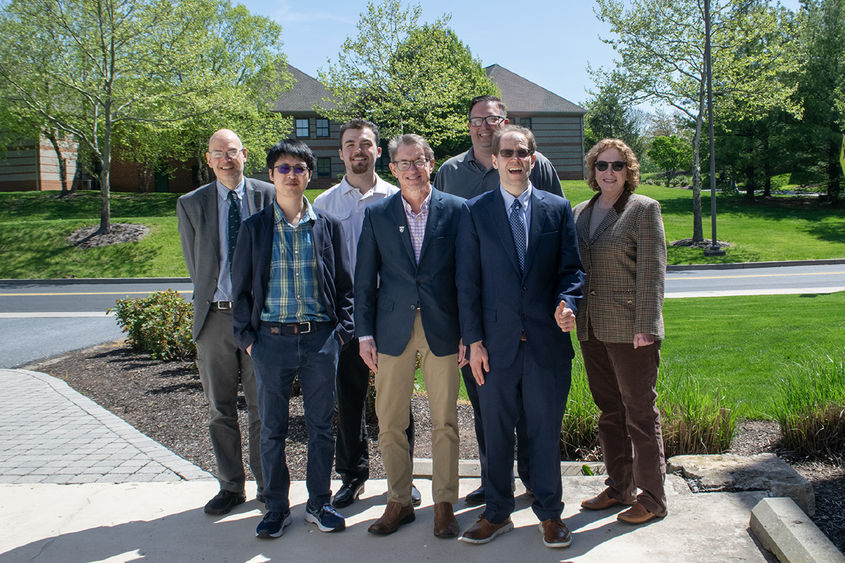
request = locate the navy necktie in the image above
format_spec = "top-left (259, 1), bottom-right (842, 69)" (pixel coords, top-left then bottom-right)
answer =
top-left (227, 190), bottom-right (241, 265)
top-left (509, 199), bottom-right (526, 274)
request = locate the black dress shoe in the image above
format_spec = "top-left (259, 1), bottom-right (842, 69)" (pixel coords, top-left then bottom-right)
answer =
top-left (332, 480), bottom-right (365, 509)
top-left (465, 486), bottom-right (485, 506)
top-left (204, 489), bottom-right (246, 515)
top-left (411, 483), bottom-right (422, 506)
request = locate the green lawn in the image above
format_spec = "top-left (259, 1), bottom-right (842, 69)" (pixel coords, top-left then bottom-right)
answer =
top-left (0, 183), bottom-right (842, 278)
top-left (560, 181), bottom-right (845, 265)
top-left (414, 292), bottom-right (845, 418)
top-left (0, 189), bottom-right (323, 278)
top-left (568, 292), bottom-right (845, 419)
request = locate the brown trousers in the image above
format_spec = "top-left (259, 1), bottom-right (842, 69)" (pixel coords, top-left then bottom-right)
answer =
top-left (580, 334), bottom-right (667, 516)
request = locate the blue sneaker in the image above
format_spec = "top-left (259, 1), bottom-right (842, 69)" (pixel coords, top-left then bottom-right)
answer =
top-left (305, 503), bottom-right (346, 532)
top-left (256, 510), bottom-right (292, 538)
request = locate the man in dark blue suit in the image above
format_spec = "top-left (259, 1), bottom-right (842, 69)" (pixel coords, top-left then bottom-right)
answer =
top-left (456, 126), bottom-right (584, 548)
top-left (355, 134), bottom-right (465, 539)
top-left (232, 139), bottom-right (353, 539)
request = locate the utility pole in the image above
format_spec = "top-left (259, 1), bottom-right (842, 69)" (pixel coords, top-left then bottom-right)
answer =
top-left (703, 0), bottom-right (725, 257)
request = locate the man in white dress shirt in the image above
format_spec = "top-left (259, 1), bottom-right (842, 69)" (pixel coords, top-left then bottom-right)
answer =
top-left (313, 119), bottom-right (419, 509)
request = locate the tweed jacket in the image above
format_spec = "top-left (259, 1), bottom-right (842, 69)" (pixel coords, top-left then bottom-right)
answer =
top-left (573, 191), bottom-right (666, 343)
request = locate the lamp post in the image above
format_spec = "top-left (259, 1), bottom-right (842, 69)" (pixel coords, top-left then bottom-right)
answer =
top-left (703, 0), bottom-right (725, 256)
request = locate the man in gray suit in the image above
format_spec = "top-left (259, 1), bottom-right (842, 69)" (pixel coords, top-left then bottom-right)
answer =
top-left (177, 128), bottom-right (275, 515)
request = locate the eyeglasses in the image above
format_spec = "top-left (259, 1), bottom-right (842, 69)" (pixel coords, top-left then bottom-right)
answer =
top-left (392, 159), bottom-right (429, 171)
top-left (595, 160), bottom-right (626, 172)
top-left (468, 115), bottom-right (506, 127)
top-left (274, 163), bottom-right (309, 175)
top-left (209, 148), bottom-right (243, 159)
top-left (498, 148), bottom-right (532, 158)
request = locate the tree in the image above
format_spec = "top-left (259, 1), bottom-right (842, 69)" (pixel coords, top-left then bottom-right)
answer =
top-left (594, 0), bottom-right (801, 241)
top-left (0, 0), bottom-right (288, 232)
top-left (649, 135), bottom-right (693, 187)
top-left (583, 80), bottom-right (646, 156)
top-left (318, 0), bottom-right (498, 155)
top-left (792, 0), bottom-right (845, 202)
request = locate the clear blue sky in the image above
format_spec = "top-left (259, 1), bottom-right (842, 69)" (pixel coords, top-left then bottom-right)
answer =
top-left (238, 0), bottom-right (803, 110)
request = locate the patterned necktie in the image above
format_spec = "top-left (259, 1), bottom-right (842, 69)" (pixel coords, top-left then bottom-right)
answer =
top-left (509, 199), bottom-right (526, 274)
top-left (227, 190), bottom-right (241, 265)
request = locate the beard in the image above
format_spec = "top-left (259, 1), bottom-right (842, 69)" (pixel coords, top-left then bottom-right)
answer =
top-left (348, 158), bottom-right (370, 174)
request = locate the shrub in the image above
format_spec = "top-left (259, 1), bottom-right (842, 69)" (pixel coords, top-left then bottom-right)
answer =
top-left (560, 356), bottom-right (600, 459)
top-left (560, 359), bottom-right (736, 461)
top-left (657, 366), bottom-right (736, 457)
top-left (773, 353), bottom-right (845, 461)
top-left (111, 289), bottom-right (196, 361)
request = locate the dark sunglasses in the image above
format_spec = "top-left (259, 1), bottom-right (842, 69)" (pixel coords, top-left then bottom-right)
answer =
top-left (499, 148), bottom-right (532, 158)
top-left (274, 163), bottom-right (308, 175)
top-left (595, 160), bottom-right (626, 172)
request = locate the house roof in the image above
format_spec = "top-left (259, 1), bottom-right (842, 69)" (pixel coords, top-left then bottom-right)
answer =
top-left (486, 64), bottom-right (586, 116)
top-left (272, 64), bottom-right (334, 113)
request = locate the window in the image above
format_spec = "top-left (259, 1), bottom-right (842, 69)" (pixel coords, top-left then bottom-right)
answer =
top-left (295, 118), bottom-right (310, 138)
top-left (520, 117), bottom-right (533, 130)
top-left (316, 118), bottom-right (330, 138)
top-left (317, 157), bottom-right (332, 178)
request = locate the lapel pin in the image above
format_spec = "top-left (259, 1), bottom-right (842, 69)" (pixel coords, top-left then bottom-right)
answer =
top-left (399, 226), bottom-right (405, 233)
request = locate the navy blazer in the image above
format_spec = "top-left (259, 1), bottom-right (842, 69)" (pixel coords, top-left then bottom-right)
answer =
top-left (231, 203), bottom-right (354, 351)
top-left (456, 188), bottom-right (585, 370)
top-left (354, 188), bottom-right (463, 357)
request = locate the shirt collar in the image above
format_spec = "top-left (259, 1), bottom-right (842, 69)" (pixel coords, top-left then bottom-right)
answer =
top-left (500, 183), bottom-right (533, 208)
top-left (274, 196), bottom-right (317, 228)
top-left (216, 179), bottom-right (245, 201)
top-left (340, 174), bottom-right (394, 199)
top-left (401, 187), bottom-right (432, 216)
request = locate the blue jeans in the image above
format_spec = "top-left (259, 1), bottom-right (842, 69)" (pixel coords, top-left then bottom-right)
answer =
top-left (251, 322), bottom-right (339, 514)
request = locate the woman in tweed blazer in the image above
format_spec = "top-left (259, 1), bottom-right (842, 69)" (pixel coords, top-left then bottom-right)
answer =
top-left (568, 138), bottom-right (667, 525)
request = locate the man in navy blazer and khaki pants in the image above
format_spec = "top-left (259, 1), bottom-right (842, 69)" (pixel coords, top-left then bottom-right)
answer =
top-left (177, 129), bottom-right (274, 515)
top-left (355, 134), bottom-right (465, 539)
top-left (457, 125), bottom-right (584, 548)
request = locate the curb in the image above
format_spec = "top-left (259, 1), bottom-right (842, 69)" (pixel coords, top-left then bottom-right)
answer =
top-left (667, 258), bottom-right (845, 272)
top-left (0, 259), bottom-right (842, 284)
top-left (0, 277), bottom-right (192, 286)
top-left (751, 497), bottom-right (845, 563)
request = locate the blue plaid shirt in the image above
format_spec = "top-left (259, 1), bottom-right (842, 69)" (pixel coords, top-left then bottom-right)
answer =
top-left (260, 198), bottom-right (330, 324)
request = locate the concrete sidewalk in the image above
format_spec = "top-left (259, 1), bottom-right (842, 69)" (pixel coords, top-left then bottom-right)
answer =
top-left (0, 369), bottom-right (776, 562)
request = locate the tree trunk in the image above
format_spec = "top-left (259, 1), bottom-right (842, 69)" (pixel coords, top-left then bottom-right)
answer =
top-left (827, 140), bottom-right (841, 203)
top-left (46, 129), bottom-right (69, 196)
top-left (137, 162), bottom-right (154, 193)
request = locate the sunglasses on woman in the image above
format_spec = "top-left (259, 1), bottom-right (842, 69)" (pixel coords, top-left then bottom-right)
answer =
top-left (595, 160), bottom-right (626, 172)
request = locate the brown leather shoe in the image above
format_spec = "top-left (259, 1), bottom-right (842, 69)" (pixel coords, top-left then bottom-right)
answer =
top-left (539, 517), bottom-right (572, 548)
top-left (367, 501), bottom-right (415, 535)
top-left (433, 502), bottom-right (459, 538)
top-left (581, 488), bottom-right (633, 511)
top-left (458, 515), bottom-right (514, 544)
top-left (617, 502), bottom-right (663, 524)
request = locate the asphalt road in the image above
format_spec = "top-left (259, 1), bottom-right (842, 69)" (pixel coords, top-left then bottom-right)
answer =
top-left (1, 263), bottom-right (843, 368)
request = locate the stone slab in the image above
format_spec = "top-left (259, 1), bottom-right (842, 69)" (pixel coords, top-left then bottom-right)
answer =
top-left (668, 453), bottom-right (815, 515)
top-left (750, 497), bottom-right (845, 563)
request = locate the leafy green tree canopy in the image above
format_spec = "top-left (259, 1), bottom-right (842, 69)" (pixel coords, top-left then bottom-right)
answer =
top-left (0, 0), bottom-right (288, 231)
top-left (648, 135), bottom-right (693, 187)
top-left (318, 0), bottom-right (498, 154)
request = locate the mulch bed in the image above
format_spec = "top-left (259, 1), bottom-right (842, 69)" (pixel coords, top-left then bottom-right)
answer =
top-left (25, 340), bottom-right (844, 552)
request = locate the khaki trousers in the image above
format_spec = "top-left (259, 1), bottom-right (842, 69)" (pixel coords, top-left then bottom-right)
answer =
top-left (375, 311), bottom-right (459, 505)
